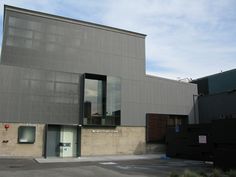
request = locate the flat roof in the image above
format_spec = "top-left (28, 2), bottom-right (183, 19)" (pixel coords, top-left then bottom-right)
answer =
top-left (192, 68), bottom-right (236, 82)
top-left (145, 74), bottom-right (197, 86)
top-left (4, 5), bottom-right (146, 38)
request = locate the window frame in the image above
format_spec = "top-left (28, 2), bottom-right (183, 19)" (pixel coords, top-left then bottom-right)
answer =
top-left (82, 73), bottom-right (121, 127)
top-left (18, 126), bottom-right (36, 144)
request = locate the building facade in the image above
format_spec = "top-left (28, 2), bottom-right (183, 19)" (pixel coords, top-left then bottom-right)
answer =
top-left (192, 69), bottom-right (236, 123)
top-left (0, 5), bottom-right (198, 157)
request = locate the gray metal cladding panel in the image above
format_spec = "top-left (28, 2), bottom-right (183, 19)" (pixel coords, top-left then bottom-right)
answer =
top-left (0, 65), bottom-right (80, 124)
top-left (2, 10), bottom-right (145, 79)
top-left (198, 92), bottom-right (236, 123)
top-left (120, 77), bottom-right (198, 126)
top-left (208, 70), bottom-right (236, 94)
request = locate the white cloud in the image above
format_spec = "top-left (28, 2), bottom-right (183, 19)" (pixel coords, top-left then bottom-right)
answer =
top-left (101, 0), bottom-right (236, 80)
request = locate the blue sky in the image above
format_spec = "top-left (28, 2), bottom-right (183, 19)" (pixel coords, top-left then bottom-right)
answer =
top-left (1, 0), bottom-right (236, 80)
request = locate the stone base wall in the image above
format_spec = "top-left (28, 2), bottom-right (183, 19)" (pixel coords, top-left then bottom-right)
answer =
top-left (81, 126), bottom-right (165, 156)
top-left (0, 124), bottom-right (165, 157)
top-left (0, 123), bottom-right (45, 157)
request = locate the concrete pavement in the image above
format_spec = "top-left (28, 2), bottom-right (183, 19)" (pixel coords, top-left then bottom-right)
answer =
top-left (0, 155), bottom-right (213, 177)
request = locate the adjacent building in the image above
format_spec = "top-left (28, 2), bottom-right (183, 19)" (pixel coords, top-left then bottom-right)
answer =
top-left (192, 69), bottom-right (236, 123)
top-left (0, 5), bottom-right (198, 158)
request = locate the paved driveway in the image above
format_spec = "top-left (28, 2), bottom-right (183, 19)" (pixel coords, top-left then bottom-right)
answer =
top-left (0, 158), bottom-right (212, 177)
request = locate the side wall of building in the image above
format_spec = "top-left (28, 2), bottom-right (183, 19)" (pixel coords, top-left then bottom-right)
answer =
top-left (121, 76), bottom-right (198, 125)
top-left (1, 8), bottom-right (198, 127)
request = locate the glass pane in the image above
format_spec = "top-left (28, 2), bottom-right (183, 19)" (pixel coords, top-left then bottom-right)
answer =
top-left (106, 76), bottom-right (121, 125)
top-left (18, 126), bottom-right (36, 144)
top-left (84, 79), bottom-right (103, 125)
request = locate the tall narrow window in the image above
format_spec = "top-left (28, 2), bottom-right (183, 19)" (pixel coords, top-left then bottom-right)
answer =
top-left (83, 74), bottom-right (121, 126)
top-left (106, 76), bottom-right (121, 125)
top-left (84, 79), bottom-right (104, 125)
top-left (83, 74), bottom-right (106, 125)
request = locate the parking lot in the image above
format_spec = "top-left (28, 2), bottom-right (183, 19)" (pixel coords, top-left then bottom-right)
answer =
top-left (0, 157), bottom-right (213, 177)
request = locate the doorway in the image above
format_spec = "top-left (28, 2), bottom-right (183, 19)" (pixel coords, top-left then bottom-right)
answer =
top-left (60, 126), bottom-right (77, 157)
top-left (46, 125), bottom-right (60, 157)
top-left (46, 125), bottom-right (80, 158)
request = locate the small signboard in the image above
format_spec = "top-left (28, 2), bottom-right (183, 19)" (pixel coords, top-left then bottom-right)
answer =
top-left (199, 135), bottom-right (207, 144)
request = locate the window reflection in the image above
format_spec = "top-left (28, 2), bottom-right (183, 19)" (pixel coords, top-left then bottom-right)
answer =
top-left (83, 74), bottom-right (121, 126)
top-left (106, 76), bottom-right (121, 125)
top-left (84, 79), bottom-right (103, 125)
top-left (18, 126), bottom-right (36, 144)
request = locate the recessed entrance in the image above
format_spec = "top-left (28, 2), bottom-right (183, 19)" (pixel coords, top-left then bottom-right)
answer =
top-left (46, 125), bottom-right (79, 158)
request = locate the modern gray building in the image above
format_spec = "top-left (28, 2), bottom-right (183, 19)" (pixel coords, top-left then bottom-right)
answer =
top-left (0, 5), bottom-right (198, 157)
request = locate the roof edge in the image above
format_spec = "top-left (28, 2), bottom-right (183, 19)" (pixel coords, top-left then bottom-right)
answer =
top-left (191, 68), bottom-right (236, 82)
top-left (145, 74), bottom-right (197, 86)
top-left (4, 4), bottom-right (147, 38)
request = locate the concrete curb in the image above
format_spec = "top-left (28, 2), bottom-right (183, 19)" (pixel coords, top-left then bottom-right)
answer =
top-left (35, 154), bottom-right (165, 163)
